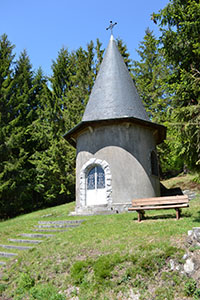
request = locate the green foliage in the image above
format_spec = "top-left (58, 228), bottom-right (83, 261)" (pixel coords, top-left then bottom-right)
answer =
top-left (157, 123), bottom-right (184, 176)
top-left (154, 286), bottom-right (174, 300)
top-left (16, 272), bottom-right (35, 294)
top-left (14, 272), bottom-right (65, 299)
top-left (29, 284), bottom-right (66, 300)
top-left (194, 289), bottom-right (200, 300)
top-left (132, 28), bottom-right (183, 175)
top-left (132, 28), bottom-right (170, 122)
top-left (70, 245), bottom-right (181, 295)
top-left (184, 278), bottom-right (197, 296)
top-left (0, 283), bottom-right (7, 294)
top-left (116, 38), bottom-right (132, 70)
top-left (93, 253), bottom-right (124, 284)
top-left (153, 0), bottom-right (200, 173)
top-left (71, 260), bottom-right (91, 284)
top-left (193, 175), bottom-right (200, 184)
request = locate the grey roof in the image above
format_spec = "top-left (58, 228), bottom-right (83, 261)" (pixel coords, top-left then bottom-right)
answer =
top-left (82, 35), bottom-right (150, 122)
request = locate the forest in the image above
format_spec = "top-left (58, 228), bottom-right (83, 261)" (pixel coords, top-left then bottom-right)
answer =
top-left (0, 0), bottom-right (199, 218)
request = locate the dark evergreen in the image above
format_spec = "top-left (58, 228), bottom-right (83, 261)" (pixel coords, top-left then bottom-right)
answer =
top-left (153, 0), bottom-right (200, 174)
top-left (132, 28), bottom-right (170, 121)
top-left (0, 35), bottom-right (15, 217)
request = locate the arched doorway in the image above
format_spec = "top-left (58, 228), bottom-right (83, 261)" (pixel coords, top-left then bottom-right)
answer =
top-left (79, 158), bottom-right (112, 208)
top-left (87, 165), bottom-right (106, 206)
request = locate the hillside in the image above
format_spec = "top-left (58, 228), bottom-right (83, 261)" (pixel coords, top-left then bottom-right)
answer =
top-left (0, 174), bottom-right (200, 300)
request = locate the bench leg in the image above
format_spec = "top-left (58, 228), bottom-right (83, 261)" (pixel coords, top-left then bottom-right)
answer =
top-left (175, 208), bottom-right (181, 220)
top-left (138, 212), bottom-right (142, 222)
top-left (137, 211), bottom-right (145, 222)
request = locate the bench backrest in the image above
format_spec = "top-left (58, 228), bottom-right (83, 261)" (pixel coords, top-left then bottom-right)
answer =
top-left (132, 195), bottom-right (189, 206)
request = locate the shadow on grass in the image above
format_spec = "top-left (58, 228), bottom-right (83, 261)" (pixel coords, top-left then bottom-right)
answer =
top-left (132, 211), bottom-right (192, 221)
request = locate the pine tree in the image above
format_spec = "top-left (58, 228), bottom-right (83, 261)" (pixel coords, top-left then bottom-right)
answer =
top-left (116, 38), bottom-right (132, 70)
top-left (2, 50), bottom-right (35, 216)
top-left (94, 38), bottom-right (104, 75)
top-left (64, 42), bottom-right (95, 129)
top-left (132, 28), bottom-right (184, 176)
top-left (0, 34), bottom-right (15, 217)
top-left (0, 34), bottom-right (15, 165)
top-left (0, 50), bottom-right (50, 217)
top-left (153, 0), bottom-right (200, 173)
top-left (132, 28), bottom-right (170, 121)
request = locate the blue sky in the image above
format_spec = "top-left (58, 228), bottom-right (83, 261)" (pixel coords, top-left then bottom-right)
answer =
top-left (1, 0), bottom-right (169, 76)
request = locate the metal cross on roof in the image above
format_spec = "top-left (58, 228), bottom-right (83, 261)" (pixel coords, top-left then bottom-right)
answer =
top-left (106, 21), bottom-right (117, 35)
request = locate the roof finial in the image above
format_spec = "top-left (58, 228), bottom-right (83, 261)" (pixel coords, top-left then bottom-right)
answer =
top-left (106, 20), bottom-right (117, 35)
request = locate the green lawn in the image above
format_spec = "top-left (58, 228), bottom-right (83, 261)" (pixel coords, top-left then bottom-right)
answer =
top-left (1, 175), bottom-right (200, 299)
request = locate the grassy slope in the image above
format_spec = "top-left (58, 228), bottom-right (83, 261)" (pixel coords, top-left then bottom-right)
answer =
top-left (0, 174), bottom-right (200, 300)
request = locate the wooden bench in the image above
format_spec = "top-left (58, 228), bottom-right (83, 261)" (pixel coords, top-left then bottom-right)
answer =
top-left (128, 195), bottom-right (189, 222)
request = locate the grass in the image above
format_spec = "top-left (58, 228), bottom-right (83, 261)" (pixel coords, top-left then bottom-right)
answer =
top-left (162, 172), bottom-right (200, 191)
top-left (0, 174), bottom-right (200, 299)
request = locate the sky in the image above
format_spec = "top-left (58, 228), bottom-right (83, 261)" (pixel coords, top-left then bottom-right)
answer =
top-left (0, 0), bottom-right (169, 76)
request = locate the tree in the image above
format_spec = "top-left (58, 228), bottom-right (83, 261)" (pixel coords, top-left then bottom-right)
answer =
top-left (0, 34), bottom-right (15, 217)
top-left (0, 34), bottom-right (15, 166)
top-left (132, 28), bottom-right (170, 122)
top-left (0, 50), bottom-right (50, 217)
top-left (116, 38), bottom-right (132, 70)
top-left (94, 38), bottom-right (104, 75)
top-left (153, 0), bottom-right (200, 173)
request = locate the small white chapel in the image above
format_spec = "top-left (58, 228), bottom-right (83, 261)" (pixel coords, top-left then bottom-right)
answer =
top-left (64, 30), bottom-right (166, 215)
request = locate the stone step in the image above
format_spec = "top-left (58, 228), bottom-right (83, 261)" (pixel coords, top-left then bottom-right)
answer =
top-left (32, 229), bottom-right (68, 232)
top-left (0, 252), bottom-right (17, 257)
top-left (0, 244), bottom-right (33, 250)
top-left (8, 238), bottom-right (42, 244)
top-left (0, 261), bottom-right (6, 265)
top-left (35, 224), bottom-right (79, 228)
top-left (19, 233), bottom-right (54, 238)
top-left (70, 210), bottom-right (115, 216)
top-left (38, 220), bottom-right (85, 225)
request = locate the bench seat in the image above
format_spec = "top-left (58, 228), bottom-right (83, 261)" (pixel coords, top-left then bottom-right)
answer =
top-left (128, 195), bottom-right (189, 222)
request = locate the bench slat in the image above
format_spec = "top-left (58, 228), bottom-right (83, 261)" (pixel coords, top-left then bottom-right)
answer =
top-left (132, 198), bottom-right (188, 206)
top-left (128, 203), bottom-right (189, 211)
top-left (132, 195), bottom-right (188, 202)
top-left (132, 195), bottom-right (188, 206)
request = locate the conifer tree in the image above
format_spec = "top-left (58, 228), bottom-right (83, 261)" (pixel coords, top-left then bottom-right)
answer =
top-left (0, 34), bottom-right (15, 165)
top-left (0, 34), bottom-right (15, 217)
top-left (132, 29), bottom-right (183, 176)
top-left (94, 38), bottom-right (104, 75)
top-left (132, 28), bottom-right (170, 121)
top-left (1, 50), bottom-right (35, 215)
top-left (153, 0), bottom-right (200, 173)
top-left (116, 38), bottom-right (132, 70)
top-left (0, 50), bottom-right (50, 217)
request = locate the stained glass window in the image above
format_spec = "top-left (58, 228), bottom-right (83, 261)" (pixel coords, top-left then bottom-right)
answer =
top-left (87, 167), bottom-right (95, 190)
top-left (87, 166), bottom-right (105, 190)
top-left (97, 166), bottom-right (105, 189)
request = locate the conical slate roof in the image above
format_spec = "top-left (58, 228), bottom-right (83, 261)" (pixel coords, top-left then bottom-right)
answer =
top-left (64, 35), bottom-right (166, 146)
top-left (82, 35), bottom-right (150, 122)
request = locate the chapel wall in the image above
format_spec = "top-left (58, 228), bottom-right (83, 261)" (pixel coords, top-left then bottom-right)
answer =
top-left (75, 123), bottom-right (160, 208)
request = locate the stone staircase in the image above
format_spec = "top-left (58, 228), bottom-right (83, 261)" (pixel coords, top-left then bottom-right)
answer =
top-left (0, 219), bottom-right (85, 266)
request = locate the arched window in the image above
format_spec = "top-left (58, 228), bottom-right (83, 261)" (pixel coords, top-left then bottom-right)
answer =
top-left (87, 166), bottom-right (105, 190)
top-left (151, 150), bottom-right (159, 176)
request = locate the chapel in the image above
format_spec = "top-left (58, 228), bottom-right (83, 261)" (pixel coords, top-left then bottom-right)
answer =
top-left (64, 34), bottom-right (166, 215)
